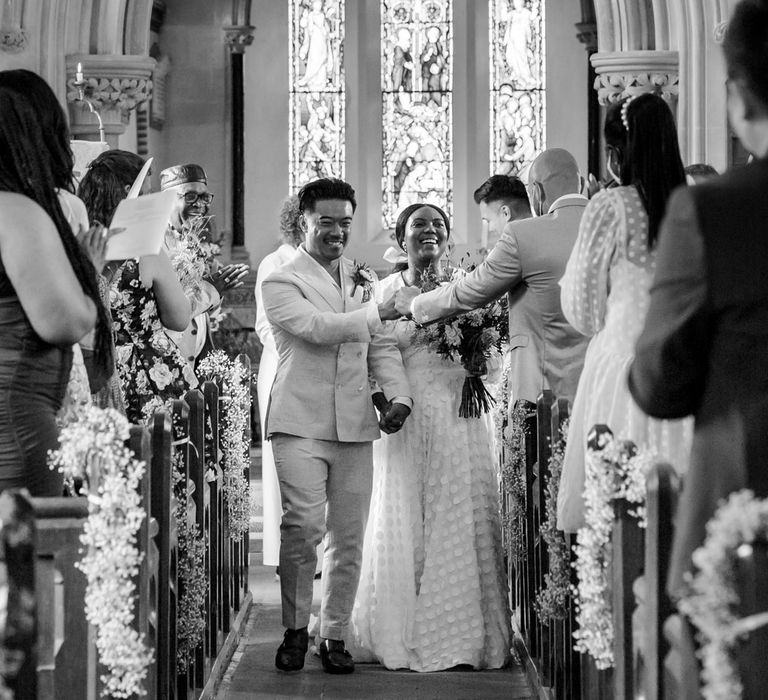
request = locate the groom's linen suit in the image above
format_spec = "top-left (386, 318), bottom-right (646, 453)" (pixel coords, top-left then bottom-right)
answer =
top-left (411, 194), bottom-right (589, 406)
top-left (262, 246), bottom-right (410, 639)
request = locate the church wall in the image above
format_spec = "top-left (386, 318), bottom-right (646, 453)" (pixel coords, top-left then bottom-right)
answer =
top-left (545, 0), bottom-right (589, 178)
top-left (155, 0), bottom-right (231, 243)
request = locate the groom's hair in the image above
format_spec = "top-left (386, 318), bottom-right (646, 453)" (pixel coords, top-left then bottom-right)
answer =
top-left (724, 0), bottom-right (768, 113)
top-left (474, 174), bottom-right (529, 210)
top-left (298, 177), bottom-right (357, 214)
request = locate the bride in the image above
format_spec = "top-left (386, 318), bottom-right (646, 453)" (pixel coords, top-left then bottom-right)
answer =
top-left (350, 202), bottom-right (511, 671)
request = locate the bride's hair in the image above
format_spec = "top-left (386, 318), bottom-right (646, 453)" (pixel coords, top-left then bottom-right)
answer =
top-left (392, 202), bottom-right (450, 273)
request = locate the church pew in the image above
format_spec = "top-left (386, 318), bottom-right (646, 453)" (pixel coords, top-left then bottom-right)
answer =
top-left (520, 399), bottom-right (538, 654)
top-left (633, 462), bottom-right (679, 700)
top-left (30, 496), bottom-right (92, 700)
top-left (534, 390), bottom-right (555, 688)
top-left (734, 539), bottom-right (768, 699)
top-left (202, 380), bottom-right (225, 656)
top-left (129, 424), bottom-right (159, 700)
top-left (150, 410), bottom-right (179, 700)
top-left (0, 490), bottom-right (37, 699)
top-left (185, 388), bottom-right (211, 691)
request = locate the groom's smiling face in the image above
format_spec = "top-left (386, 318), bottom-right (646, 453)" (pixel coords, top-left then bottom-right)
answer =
top-left (302, 198), bottom-right (354, 265)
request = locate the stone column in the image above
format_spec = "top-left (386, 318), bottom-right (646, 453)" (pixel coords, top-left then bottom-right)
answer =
top-left (221, 21), bottom-right (256, 329)
top-left (65, 54), bottom-right (155, 146)
top-left (576, 0), bottom-right (599, 176)
top-left (223, 24), bottom-right (255, 261)
top-left (590, 50), bottom-right (679, 106)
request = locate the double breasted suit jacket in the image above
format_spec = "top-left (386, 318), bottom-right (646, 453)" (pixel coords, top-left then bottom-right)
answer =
top-left (411, 195), bottom-right (589, 405)
top-left (262, 247), bottom-right (410, 443)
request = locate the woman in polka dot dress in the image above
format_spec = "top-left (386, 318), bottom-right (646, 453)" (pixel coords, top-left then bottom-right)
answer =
top-left (350, 203), bottom-right (511, 671)
top-left (556, 93), bottom-right (694, 533)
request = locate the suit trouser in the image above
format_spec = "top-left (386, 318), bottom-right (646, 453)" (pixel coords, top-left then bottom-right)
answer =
top-left (271, 434), bottom-right (373, 640)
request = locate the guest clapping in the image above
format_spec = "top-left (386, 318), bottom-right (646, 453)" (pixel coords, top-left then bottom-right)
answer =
top-left (557, 93), bottom-right (693, 532)
top-left (0, 70), bottom-right (108, 495)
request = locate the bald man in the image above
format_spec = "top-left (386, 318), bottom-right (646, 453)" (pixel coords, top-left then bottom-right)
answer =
top-left (395, 148), bottom-right (589, 406)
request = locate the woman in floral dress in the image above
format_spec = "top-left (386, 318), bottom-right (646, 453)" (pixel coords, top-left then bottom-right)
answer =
top-left (82, 150), bottom-right (196, 423)
top-left (110, 255), bottom-right (197, 423)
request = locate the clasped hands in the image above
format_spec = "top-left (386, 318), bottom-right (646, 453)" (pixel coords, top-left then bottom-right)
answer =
top-left (377, 285), bottom-right (422, 321)
top-left (372, 393), bottom-right (412, 434)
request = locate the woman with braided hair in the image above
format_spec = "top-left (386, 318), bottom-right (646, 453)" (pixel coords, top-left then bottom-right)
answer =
top-left (0, 69), bottom-right (112, 495)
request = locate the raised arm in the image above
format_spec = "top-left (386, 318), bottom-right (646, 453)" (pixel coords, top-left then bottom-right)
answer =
top-left (262, 276), bottom-right (380, 345)
top-left (139, 249), bottom-right (192, 332)
top-left (0, 193), bottom-right (96, 344)
top-left (408, 230), bottom-right (523, 324)
top-left (560, 189), bottom-right (618, 337)
top-left (628, 186), bottom-right (712, 419)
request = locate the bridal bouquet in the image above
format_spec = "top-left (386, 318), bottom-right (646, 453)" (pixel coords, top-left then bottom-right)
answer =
top-left (167, 215), bottom-right (222, 302)
top-left (411, 260), bottom-right (509, 418)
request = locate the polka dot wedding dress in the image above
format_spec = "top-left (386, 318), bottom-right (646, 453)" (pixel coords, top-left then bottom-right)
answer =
top-left (556, 186), bottom-right (693, 532)
top-left (350, 273), bottom-right (511, 671)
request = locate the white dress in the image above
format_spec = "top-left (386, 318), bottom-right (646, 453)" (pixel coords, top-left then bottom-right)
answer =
top-left (556, 186), bottom-right (693, 532)
top-left (350, 272), bottom-right (511, 671)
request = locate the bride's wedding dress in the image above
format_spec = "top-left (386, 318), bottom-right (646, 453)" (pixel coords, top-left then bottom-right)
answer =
top-left (350, 272), bottom-right (511, 671)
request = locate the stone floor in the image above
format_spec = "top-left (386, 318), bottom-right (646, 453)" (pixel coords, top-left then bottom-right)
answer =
top-left (215, 448), bottom-right (534, 700)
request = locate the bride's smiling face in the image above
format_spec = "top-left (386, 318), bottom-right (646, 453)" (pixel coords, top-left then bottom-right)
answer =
top-left (404, 205), bottom-right (449, 264)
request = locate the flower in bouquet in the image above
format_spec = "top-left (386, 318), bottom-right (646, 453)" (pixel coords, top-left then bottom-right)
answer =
top-left (167, 215), bottom-right (222, 301)
top-left (411, 259), bottom-right (509, 418)
top-left (351, 260), bottom-right (374, 303)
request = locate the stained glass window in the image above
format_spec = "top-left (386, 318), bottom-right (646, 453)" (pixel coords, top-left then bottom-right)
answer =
top-left (489, 0), bottom-right (545, 178)
top-left (289, 0), bottom-right (345, 192)
top-left (381, 0), bottom-right (453, 230)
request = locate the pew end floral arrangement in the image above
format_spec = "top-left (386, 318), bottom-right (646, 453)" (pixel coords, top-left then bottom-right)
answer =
top-left (679, 490), bottom-right (768, 700)
top-left (411, 260), bottom-right (509, 418)
top-left (48, 407), bottom-right (153, 698)
top-left (572, 427), bottom-right (653, 668)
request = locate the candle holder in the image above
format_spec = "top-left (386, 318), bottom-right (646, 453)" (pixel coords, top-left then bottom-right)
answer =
top-left (72, 68), bottom-right (106, 144)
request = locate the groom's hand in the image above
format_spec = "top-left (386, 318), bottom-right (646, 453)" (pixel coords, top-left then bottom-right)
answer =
top-left (379, 402), bottom-right (411, 434)
top-left (395, 286), bottom-right (420, 317)
top-left (377, 293), bottom-right (400, 321)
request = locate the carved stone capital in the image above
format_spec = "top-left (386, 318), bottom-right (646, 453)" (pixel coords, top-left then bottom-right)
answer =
top-left (0, 28), bottom-right (27, 53)
top-left (224, 25), bottom-right (255, 54)
top-left (575, 21), bottom-right (597, 53)
top-left (591, 50), bottom-right (679, 105)
top-left (65, 54), bottom-right (155, 144)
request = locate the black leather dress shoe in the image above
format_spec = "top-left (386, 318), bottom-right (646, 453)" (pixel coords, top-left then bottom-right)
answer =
top-left (319, 639), bottom-right (355, 674)
top-left (275, 627), bottom-right (308, 671)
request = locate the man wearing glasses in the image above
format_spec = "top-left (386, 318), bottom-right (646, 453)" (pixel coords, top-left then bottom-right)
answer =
top-left (160, 163), bottom-right (248, 367)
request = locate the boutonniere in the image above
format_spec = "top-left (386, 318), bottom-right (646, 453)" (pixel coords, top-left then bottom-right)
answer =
top-left (351, 260), bottom-right (374, 303)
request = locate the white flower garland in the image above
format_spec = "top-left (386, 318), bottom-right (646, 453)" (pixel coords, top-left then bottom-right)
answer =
top-left (572, 431), bottom-right (653, 668)
top-left (197, 350), bottom-right (251, 539)
top-left (535, 418), bottom-right (571, 622)
top-left (48, 407), bottom-right (153, 698)
top-left (678, 489), bottom-right (768, 700)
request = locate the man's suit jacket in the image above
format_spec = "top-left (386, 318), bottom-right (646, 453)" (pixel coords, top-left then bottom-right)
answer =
top-left (411, 194), bottom-right (589, 405)
top-left (629, 157), bottom-right (768, 597)
top-left (262, 247), bottom-right (410, 443)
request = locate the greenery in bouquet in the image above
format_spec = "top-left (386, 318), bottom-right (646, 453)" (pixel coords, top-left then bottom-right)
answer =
top-left (410, 259), bottom-right (509, 418)
top-left (167, 214), bottom-right (223, 303)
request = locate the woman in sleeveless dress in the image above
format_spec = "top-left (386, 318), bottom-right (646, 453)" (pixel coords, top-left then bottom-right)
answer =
top-left (0, 70), bottom-right (113, 495)
top-left (351, 203), bottom-right (511, 671)
top-left (557, 93), bottom-right (694, 532)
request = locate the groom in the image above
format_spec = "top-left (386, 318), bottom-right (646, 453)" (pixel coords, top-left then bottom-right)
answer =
top-left (262, 177), bottom-right (411, 674)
